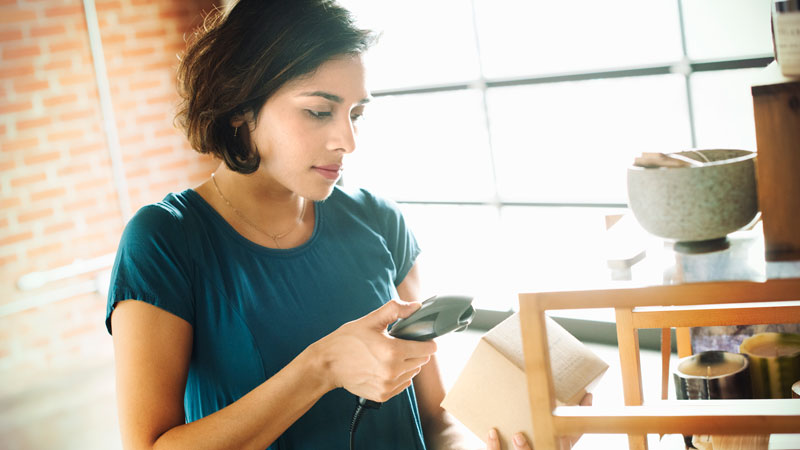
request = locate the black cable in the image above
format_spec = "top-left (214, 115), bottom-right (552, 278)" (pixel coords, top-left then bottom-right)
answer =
top-left (349, 397), bottom-right (381, 450)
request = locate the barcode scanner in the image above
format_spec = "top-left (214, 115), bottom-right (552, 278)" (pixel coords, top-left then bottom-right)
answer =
top-left (349, 294), bottom-right (475, 450)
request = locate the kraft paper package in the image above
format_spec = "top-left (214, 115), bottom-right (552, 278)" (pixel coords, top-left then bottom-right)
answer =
top-left (442, 312), bottom-right (608, 448)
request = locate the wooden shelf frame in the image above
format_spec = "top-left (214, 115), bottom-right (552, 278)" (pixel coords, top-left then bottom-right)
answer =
top-left (518, 279), bottom-right (800, 450)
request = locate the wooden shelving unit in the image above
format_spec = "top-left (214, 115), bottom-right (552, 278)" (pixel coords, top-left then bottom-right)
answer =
top-left (518, 279), bottom-right (800, 450)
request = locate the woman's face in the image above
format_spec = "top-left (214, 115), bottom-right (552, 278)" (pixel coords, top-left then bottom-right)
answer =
top-left (247, 54), bottom-right (370, 201)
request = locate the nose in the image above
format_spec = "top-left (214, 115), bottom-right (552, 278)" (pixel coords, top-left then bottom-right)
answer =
top-left (327, 114), bottom-right (357, 154)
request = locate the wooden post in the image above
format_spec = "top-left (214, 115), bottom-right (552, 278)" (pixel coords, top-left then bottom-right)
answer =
top-left (752, 64), bottom-right (800, 261)
top-left (615, 307), bottom-right (648, 450)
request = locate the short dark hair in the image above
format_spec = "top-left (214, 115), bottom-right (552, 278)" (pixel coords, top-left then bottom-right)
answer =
top-left (176, 0), bottom-right (376, 173)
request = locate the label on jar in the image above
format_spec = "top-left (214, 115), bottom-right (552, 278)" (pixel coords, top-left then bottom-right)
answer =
top-left (774, 11), bottom-right (800, 76)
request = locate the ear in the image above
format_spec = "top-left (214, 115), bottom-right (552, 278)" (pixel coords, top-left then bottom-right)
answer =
top-left (230, 110), bottom-right (255, 128)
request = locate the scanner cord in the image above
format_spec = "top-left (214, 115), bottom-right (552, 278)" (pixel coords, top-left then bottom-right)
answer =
top-left (350, 397), bottom-right (381, 450)
top-left (348, 402), bottom-right (365, 450)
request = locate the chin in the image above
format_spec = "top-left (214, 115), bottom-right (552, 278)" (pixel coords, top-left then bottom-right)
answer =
top-left (303, 184), bottom-right (337, 202)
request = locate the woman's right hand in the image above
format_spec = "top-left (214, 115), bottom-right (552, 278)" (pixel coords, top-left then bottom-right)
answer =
top-left (310, 299), bottom-right (438, 402)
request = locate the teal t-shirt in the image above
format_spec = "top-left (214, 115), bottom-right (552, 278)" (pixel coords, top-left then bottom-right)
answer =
top-left (106, 186), bottom-right (425, 450)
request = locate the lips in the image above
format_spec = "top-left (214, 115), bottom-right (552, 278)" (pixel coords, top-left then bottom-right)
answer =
top-left (312, 164), bottom-right (342, 180)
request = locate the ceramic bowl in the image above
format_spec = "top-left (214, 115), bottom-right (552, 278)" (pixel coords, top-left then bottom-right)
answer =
top-left (626, 149), bottom-right (758, 243)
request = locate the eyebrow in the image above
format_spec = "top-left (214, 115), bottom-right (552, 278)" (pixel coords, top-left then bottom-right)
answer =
top-left (300, 90), bottom-right (371, 105)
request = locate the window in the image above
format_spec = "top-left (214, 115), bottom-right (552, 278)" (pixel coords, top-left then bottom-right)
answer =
top-left (340, 0), bottom-right (774, 311)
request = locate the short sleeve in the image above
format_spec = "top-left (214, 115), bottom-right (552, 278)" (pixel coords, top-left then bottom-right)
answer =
top-left (105, 203), bottom-right (195, 334)
top-left (363, 190), bottom-right (421, 286)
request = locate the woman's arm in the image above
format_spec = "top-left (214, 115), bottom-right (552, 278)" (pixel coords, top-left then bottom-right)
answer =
top-left (396, 263), bottom-right (483, 450)
top-left (112, 297), bottom-right (435, 450)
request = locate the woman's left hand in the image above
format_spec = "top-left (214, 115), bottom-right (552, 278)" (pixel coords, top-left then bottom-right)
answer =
top-left (484, 393), bottom-right (592, 450)
top-left (485, 428), bottom-right (531, 450)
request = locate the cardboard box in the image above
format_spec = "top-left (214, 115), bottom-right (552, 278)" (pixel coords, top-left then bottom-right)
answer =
top-left (441, 313), bottom-right (609, 448)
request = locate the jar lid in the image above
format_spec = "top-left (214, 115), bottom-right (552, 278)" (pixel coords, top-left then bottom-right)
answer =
top-left (775, 0), bottom-right (800, 13)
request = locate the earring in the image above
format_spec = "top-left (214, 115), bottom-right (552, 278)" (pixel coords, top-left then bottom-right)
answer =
top-left (234, 127), bottom-right (238, 137)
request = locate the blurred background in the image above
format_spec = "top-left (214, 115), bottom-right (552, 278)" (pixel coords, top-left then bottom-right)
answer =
top-left (0, 0), bottom-right (775, 448)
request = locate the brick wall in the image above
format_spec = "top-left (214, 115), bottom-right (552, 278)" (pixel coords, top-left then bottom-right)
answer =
top-left (0, 0), bottom-right (217, 441)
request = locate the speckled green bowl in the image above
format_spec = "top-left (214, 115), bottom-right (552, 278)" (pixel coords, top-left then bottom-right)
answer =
top-left (626, 149), bottom-right (758, 243)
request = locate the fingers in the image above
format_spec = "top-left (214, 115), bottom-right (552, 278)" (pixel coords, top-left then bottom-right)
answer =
top-left (512, 433), bottom-right (532, 450)
top-left (365, 299), bottom-right (421, 329)
top-left (486, 428), bottom-right (500, 450)
top-left (486, 429), bottom-right (532, 450)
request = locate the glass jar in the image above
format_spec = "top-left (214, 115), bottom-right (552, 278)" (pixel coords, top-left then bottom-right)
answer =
top-left (773, 0), bottom-right (800, 77)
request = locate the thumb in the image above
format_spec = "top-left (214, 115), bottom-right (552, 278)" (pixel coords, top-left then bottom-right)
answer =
top-left (365, 299), bottom-right (421, 330)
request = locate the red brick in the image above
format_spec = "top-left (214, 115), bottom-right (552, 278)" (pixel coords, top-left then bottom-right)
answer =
top-left (44, 58), bottom-right (73, 71)
top-left (27, 241), bottom-right (62, 259)
top-left (0, 29), bottom-right (24, 42)
top-left (118, 134), bottom-right (145, 146)
top-left (63, 197), bottom-right (98, 212)
top-left (44, 220), bottom-right (75, 234)
top-left (155, 126), bottom-right (181, 138)
top-left (86, 209), bottom-right (120, 225)
top-left (137, 111), bottom-right (166, 124)
top-left (95, 0), bottom-right (123, 12)
top-left (125, 166), bottom-right (150, 179)
top-left (59, 108), bottom-right (97, 122)
top-left (0, 100), bottom-right (33, 114)
top-left (0, 9), bottom-right (37, 25)
top-left (57, 163), bottom-right (88, 177)
top-left (122, 46), bottom-right (157, 59)
top-left (43, 93), bottom-right (79, 108)
top-left (16, 116), bottom-right (53, 131)
top-left (0, 123), bottom-right (5, 137)
top-left (117, 13), bottom-right (150, 26)
top-left (2, 136), bottom-right (39, 152)
top-left (159, 7), bottom-right (190, 20)
top-left (30, 24), bottom-right (67, 38)
top-left (0, 196), bottom-right (22, 209)
top-left (68, 141), bottom-right (105, 157)
top-left (0, 64), bottom-right (35, 79)
top-left (46, 129), bottom-right (84, 142)
top-left (23, 151), bottom-right (61, 166)
top-left (140, 145), bottom-right (173, 158)
top-left (13, 78), bottom-right (49, 94)
top-left (0, 231), bottom-right (34, 247)
top-left (101, 33), bottom-right (126, 45)
top-left (18, 207), bottom-right (54, 223)
top-left (3, 44), bottom-right (41, 60)
top-left (49, 40), bottom-right (85, 54)
top-left (58, 72), bottom-right (93, 87)
top-left (30, 186), bottom-right (67, 202)
top-left (10, 172), bottom-right (47, 188)
top-left (75, 177), bottom-right (112, 192)
top-left (135, 28), bottom-right (168, 40)
top-left (44, 5), bottom-right (83, 18)
top-left (0, 253), bottom-right (19, 267)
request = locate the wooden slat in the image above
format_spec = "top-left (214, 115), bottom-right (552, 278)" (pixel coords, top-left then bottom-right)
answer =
top-left (614, 307), bottom-right (648, 450)
top-left (660, 328), bottom-right (670, 401)
top-left (676, 327), bottom-right (692, 359)
top-left (551, 400), bottom-right (800, 435)
top-left (524, 279), bottom-right (800, 311)
top-left (518, 294), bottom-right (559, 450)
top-left (631, 303), bottom-right (800, 329)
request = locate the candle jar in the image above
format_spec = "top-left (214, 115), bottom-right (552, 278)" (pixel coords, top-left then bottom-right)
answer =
top-left (740, 332), bottom-right (800, 398)
top-left (673, 351), bottom-right (752, 449)
top-left (772, 0), bottom-right (800, 77)
top-left (673, 351), bottom-right (752, 400)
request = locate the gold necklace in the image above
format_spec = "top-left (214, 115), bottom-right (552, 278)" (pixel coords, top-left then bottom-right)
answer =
top-left (211, 173), bottom-right (306, 248)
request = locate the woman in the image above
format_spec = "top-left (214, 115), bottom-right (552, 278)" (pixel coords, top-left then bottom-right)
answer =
top-left (107, 1), bottom-right (580, 448)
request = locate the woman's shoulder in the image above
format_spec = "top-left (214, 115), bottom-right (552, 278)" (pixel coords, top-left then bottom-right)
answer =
top-left (123, 190), bottom-right (202, 239)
